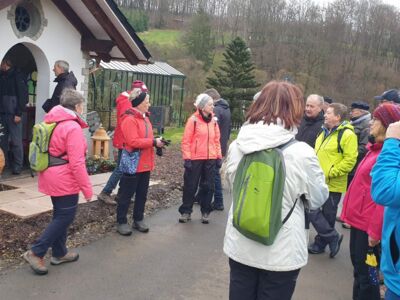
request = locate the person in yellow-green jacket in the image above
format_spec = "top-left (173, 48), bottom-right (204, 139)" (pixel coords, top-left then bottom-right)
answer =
top-left (308, 103), bottom-right (358, 258)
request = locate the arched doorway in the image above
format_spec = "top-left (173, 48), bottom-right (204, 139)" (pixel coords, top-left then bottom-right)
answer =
top-left (1, 43), bottom-right (49, 170)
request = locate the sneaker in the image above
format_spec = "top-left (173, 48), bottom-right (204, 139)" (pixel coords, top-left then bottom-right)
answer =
top-left (23, 250), bottom-right (48, 275)
top-left (179, 213), bottom-right (191, 223)
top-left (117, 223), bottom-right (132, 236)
top-left (329, 234), bottom-right (344, 258)
top-left (133, 220), bottom-right (149, 233)
top-left (201, 213), bottom-right (210, 224)
top-left (308, 243), bottom-right (326, 254)
top-left (98, 191), bottom-right (117, 205)
top-left (50, 252), bottom-right (79, 265)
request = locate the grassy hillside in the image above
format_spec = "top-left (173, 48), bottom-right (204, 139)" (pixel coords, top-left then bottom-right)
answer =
top-left (138, 30), bottom-right (183, 48)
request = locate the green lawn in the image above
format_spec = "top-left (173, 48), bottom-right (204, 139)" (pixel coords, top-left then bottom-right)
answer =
top-left (138, 30), bottom-right (182, 47)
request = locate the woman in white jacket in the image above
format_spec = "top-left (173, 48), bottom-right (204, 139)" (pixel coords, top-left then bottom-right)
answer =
top-left (223, 81), bottom-right (329, 300)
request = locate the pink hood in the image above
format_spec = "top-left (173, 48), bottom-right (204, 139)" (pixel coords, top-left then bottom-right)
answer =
top-left (38, 105), bottom-right (93, 199)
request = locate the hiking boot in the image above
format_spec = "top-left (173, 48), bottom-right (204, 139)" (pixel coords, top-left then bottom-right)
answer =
top-left (329, 234), bottom-right (344, 258)
top-left (211, 202), bottom-right (224, 211)
top-left (179, 213), bottom-right (191, 223)
top-left (308, 243), bottom-right (326, 254)
top-left (133, 220), bottom-right (149, 233)
top-left (201, 213), bottom-right (210, 224)
top-left (51, 252), bottom-right (79, 265)
top-left (98, 191), bottom-right (117, 205)
top-left (23, 250), bottom-right (48, 275)
top-left (117, 223), bottom-right (132, 236)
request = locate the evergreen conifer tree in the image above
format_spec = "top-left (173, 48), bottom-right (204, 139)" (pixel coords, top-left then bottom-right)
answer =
top-left (207, 37), bottom-right (259, 122)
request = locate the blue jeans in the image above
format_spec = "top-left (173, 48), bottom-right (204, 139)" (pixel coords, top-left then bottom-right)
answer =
top-left (31, 194), bottom-right (79, 258)
top-left (102, 149), bottom-right (122, 194)
top-left (214, 167), bottom-right (223, 206)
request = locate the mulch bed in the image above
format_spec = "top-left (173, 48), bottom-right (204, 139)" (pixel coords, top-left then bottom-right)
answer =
top-left (0, 145), bottom-right (184, 271)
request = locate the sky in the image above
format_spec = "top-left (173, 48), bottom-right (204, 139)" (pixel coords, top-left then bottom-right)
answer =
top-left (315, 0), bottom-right (400, 9)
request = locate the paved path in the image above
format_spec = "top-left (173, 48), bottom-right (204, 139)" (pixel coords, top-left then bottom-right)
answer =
top-left (0, 201), bottom-right (353, 300)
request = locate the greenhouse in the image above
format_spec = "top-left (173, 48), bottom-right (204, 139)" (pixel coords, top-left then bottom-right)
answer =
top-left (88, 60), bottom-right (186, 130)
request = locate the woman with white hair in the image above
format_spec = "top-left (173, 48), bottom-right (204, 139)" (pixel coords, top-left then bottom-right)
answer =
top-left (179, 93), bottom-right (222, 224)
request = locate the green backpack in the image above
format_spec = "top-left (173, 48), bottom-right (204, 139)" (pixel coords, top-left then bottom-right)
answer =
top-left (232, 139), bottom-right (299, 245)
top-left (29, 122), bottom-right (68, 172)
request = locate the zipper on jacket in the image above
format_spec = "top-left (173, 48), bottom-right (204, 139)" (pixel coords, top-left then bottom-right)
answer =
top-left (327, 165), bottom-right (334, 183)
top-left (207, 122), bottom-right (210, 159)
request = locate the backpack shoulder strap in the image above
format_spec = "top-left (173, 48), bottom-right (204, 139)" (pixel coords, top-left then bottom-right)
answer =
top-left (337, 127), bottom-right (350, 153)
top-left (282, 194), bottom-right (306, 225)
top-left (277, 138), bottom-right (298, 151)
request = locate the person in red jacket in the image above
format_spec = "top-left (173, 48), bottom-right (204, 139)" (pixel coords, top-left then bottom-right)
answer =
top-left (98, 80), bottom-right (148, 205)
top-left (23, 89), bottom-right (93, 275)
top-left (179, 93), bottom-right (222, 224)
top-left (341, 103), bottom-right (400, 300)
top-left (115, 91), bottom-right (165, 236)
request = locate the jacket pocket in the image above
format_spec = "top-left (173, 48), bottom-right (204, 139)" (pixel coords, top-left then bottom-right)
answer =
top-left (389, 226), bottom-right (400, 272)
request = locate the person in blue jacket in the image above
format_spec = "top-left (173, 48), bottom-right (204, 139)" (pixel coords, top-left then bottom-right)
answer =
top-left (371, 107), bottom-right (400, 300)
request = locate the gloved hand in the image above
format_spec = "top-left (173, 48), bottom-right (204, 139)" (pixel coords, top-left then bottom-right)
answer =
top-left (184, 159), bottom-right (192, 170)
top-left (216, 159), bottom-right (222, 169)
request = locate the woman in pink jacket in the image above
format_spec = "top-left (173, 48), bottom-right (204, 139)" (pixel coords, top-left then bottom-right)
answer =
top-left (341, 103), bottom-right (400, 300)
top-left (24, 89), bottom-right (93, 275)
top-left (179, 93), bottom-right (222, 224)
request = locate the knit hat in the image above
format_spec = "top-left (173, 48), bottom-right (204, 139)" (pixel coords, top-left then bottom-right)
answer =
top-left (131, 80), bottom-right (148, 93)
top-left (373, 103), bottom-right (400, 128)
top-left (194, 93), bottom-right (212, 109)
top-left (131, 92), bottom-right (148, 107)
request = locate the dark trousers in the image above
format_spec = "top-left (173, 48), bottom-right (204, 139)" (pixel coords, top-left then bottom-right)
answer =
top-left (117, 171), bottom-right (150, 224)
top-left (309, 192), bottom-right (342, 246)
top-left (350, 227), bottom-right (380, 300)
top-left (213, 167), bottom-right (223, 206)
top-left (229, 258), bottom-right (300, 300)
top-left (31, 194), bottom-right (79, 258)
top-left (0, 113), bottom-right (23, 172)
top-left (179, 159), bottom-right (216, 215)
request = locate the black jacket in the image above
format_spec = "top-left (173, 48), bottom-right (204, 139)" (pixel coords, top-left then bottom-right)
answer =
top-left (349, 113), bottom-right (371, 175)
top-left (43, 71), bottom-right (77, 113)
top-left (0, 68), bottom-right (28, 116)
top-left (214, 98), bottom-right (231, 157)
top-left (295, 111), bottom-right (324, 148)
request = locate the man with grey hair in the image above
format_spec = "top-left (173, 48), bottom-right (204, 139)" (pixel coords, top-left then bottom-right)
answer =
top-left (295, 94), bottom-right (324, 148)
top-left (42, 60), bottom-right (77, 113)
top-left (195, 88), bottom-right (231, 211)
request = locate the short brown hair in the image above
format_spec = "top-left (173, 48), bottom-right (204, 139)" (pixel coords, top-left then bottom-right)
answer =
top-left (245, 81), bottom-right (304, 129)
top-left (203, 88), bottom-right (220, 100)
top-left (329, 103), bottom-right (348, 121)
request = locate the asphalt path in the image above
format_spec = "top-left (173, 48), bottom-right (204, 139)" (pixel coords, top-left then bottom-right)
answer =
top-left (0, 199), bottom-right (353, 300)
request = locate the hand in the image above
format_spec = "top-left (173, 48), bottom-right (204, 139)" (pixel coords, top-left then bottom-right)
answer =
top-left (368, 236), bottom-right (380, 247)
top-left (155, 138), bottom-right (165, 148)
top-left (184, 159), bottom-right (192, 170)
top-left (14, 116), bottom-right (21, 124)
top-left (216, 158), bottom-right (222, 169)
top-left (386, 121), bottom-right (400, 139)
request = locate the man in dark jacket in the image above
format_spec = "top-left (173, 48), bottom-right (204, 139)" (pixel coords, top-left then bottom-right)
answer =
top-left (42, 60), bottom-right (77, 113)
top-left (349, 101), bottom-right (371, 182)
top-left (195, 88), bottom-right (231, 211)
top-left (0, 58), bottom-right (28, 174)
top-left (296, 94), bottom-right (324, 148)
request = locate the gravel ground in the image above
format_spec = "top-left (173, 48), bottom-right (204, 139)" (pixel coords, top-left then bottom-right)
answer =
top-left (0, 145), bottom-right (184, 271)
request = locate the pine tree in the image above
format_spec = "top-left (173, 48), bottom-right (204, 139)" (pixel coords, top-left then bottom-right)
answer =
top-left (207, 37), bottom-right (259, 122)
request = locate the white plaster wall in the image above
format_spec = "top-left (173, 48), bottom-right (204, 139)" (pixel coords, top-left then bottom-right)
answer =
top-left (0, 0), bottom-right (86, 122)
